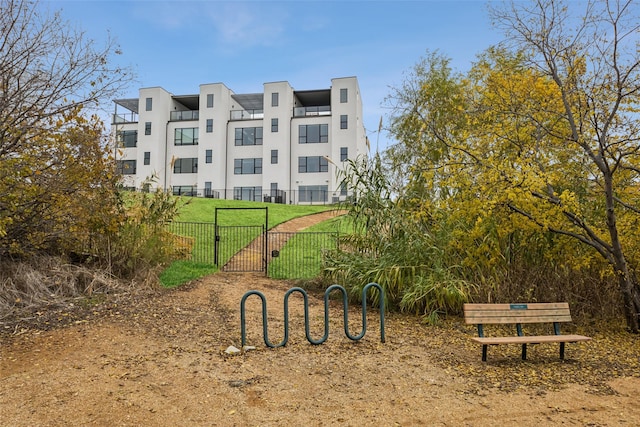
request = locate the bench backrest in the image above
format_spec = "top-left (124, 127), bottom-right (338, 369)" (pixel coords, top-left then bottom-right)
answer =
top-left (464, 303), bottom-right (572, 325)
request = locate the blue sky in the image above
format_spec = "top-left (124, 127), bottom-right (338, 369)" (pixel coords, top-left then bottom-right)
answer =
top-left (44, 0), bottom-right (502, 151)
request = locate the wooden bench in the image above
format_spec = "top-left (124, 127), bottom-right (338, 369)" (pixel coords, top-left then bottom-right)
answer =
top-left (463, 303), bottom-right (591, 361)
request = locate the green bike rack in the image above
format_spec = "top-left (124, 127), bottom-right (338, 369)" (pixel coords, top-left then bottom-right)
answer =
top-left (240, 283), bottom-right (385, 348)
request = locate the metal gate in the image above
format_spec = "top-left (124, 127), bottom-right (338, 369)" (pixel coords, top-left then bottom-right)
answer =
top-left (214, 207), bottom-right (268, 272)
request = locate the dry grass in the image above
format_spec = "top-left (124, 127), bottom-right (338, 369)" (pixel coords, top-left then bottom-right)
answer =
top-left (0, 256), bottom-right (157, 321)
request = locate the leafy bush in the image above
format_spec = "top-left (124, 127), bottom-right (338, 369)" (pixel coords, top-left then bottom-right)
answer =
top-left (93, 189), bottom-right (189, 279)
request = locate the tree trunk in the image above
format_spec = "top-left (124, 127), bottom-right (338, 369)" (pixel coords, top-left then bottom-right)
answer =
top-left (618, 270), bottom-right (640, 333)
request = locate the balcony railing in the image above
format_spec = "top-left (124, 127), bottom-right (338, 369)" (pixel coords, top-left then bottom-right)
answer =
top-left (293, 106), bottom-right (331, 117)
top-left (170, 110), bottom-right (199, 121)
top-left (112, 113), bottom-right (138, 124)
top-left (230, 109), bottom-right (264, 120)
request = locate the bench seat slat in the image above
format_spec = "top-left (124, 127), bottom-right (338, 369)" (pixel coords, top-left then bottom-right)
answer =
top-left (464, 302), bottom-right (570, 311)
top-left (464, 303), bottom-right (573, 324)
top-left (464, 313), bottom-right (573, 324)
top-left (465, 308), bottom-right (571, 315)
top-left (472, 334), bottom-right (591, 345)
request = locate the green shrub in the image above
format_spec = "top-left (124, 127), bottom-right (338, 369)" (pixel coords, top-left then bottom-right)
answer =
top-left (94, 190), bottom-right (188, 278)
top-left (323, 155), bottom-right (474, 318)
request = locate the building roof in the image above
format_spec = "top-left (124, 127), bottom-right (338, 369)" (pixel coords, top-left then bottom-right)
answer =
top-left (294, 89), bottom-right (330, 106)
top-left (115, 85), bottom-right (333, 113)
top-left (114, 98), bottom-right (139, 113)
top-left (173, 94), bottom-right (199, 110)
top-left (231, 93), bottom-right (264, 110)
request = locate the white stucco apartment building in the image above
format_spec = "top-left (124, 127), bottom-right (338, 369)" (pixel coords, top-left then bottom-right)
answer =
top-left (112, 77), bottom-right (368, 204)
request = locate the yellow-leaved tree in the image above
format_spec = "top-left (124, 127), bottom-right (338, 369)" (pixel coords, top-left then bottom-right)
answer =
top-left (488, 0), bottom-right (640, 331)
top-left (0, 107), bottom-right (123, 256)
top-left (0, 0), bottom-right (132, 257)
top-left (385, 0), bottom-right (640, 331)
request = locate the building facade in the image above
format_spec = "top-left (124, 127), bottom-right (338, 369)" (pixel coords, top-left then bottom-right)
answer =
top-left (112, 77), bottom-right (367, 204)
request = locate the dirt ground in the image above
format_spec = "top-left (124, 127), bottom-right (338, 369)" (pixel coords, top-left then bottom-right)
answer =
top-left (1, 211), bottom-right (640, 426)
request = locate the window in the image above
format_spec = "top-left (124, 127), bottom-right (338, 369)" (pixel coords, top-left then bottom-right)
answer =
top-left (174, 128), bottom-right (199, 145)
top-left (340, 182), bottom-right (348, 196)
top-left (145, 97), bottom-right (152, 111)
top-left (271, 92), bottom-right (279, 107)
top-left (206, 119), bottom-right (213, 133)
top-left (340, 147), bottom-right (348, 162)
top-left (116, 160), bottom-right (136, 175)
top-left (340, 115), bottom-right (348, 129)
top-left (298, 156), bottom-right (328, 173)
top-left (299, 124), bottom-right (328, 143)
top-left (271, 118), bottom-right (278, 132)
top-left (234, 158), bottom-right (262, 174)
top-left (299, 185), bottom-right (328, 202)
top-left (206, 94), bottom-right (214, 108)
top-left (205, 149), bottom-right (212, 164)
top-left (118, 130), bottom-right (137, 147)
top-left (173, 157), bottom-right (198, 174)
top-left (340, 88), bottom-right (348, 103)
top-left (270, 182), bottom-right (278, 196)
top-left (233, 186), bottom-right (262, 201)
top-left (271, 149), bottom-right (278, 164)
top-left (234, 127), bottom-right (263, 146)
top-left (172, 185), bottom-right (196, 196)
top-left (145, 122), bottom-right (152, 135)
top-left (204, 182), bottom-right (213, 198)
top-left (144, 151), bottom-right (151, 165)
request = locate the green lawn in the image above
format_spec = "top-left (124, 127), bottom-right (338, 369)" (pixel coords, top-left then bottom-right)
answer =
top-left (267, 215), bottom-right (354, 279)
top-left (176, 197), bottom-right (334, 226)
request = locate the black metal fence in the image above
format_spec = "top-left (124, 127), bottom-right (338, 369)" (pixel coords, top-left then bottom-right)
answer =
top-left (167, 222), bottom-right (338, 279)
top-left (168, 222), bottom-right (217, 264)
top-left (124, 186), bottom-right (353, 205)
top-left (267, 231), bottom-right (339, 279)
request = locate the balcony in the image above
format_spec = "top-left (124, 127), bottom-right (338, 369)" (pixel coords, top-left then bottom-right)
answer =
top-left (112, 113), bottom-right (138, 124)
top-left (293, 105), bottom-right (331, 117)
top-left (230, 109), bottom-right (264, 120)
top-left (170, 110), bottom-right (199, 121)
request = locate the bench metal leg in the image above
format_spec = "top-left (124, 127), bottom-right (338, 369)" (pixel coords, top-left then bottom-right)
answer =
top-left (482, 345), bottom-right (488, 362)
top-left (521, 344), bottom-right (527, 360)
top-left (560, 342), bottom-right (565, 360)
